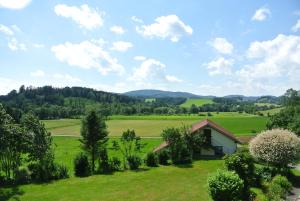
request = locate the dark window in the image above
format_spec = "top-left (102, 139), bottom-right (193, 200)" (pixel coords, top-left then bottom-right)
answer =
top-left (203, 129), bottom-right (212, 146)
top-left (214, 146), bottom-right (223, 156)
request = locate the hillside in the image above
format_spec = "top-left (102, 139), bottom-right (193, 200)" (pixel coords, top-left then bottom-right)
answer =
top-left (180, 98), bottom-right (214, 108)
top-left (123, 89), bottom-right (213, 98)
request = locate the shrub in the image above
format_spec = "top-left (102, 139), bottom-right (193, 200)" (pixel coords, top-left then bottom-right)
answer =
top-left (145, 152), bottom-right (158, 167)
top-left (74, 153), bottom-right (91, 177)
top-left (267, 175), bottom-right (292, 201)
top-left (109, 157), bottom-right (121, 171)
top-left (55, 164), bottom-right (69, 179)
top-left (14, 166), bottom-right (31, 184)
top-left (207, 170), bottom-right (244, 201)
top-left (249, 129), bottom-right (300, 167)
top-left (158, 149), bottom-right (169, 165)
top-left (127, 155), bottom-right (142, 170)
top-left (98, 149), bottom-right (110, 173)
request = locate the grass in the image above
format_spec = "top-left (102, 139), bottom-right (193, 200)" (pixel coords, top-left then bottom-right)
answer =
top-left (260, 107), bottom-right (283, 115)
top-left (43, 113), bottom-right (268, 137)
top-left (254, 103), bottom-right (280, 107)
top-left (2, 159), bottom-right (223, 201)
top-left (180, 98), bottom-right (213, 108)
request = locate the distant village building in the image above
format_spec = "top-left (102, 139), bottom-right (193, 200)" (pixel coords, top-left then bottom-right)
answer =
top-left (154, 119), bottom-right (240, 156)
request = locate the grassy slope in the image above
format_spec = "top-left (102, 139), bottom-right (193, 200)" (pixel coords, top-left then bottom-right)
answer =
top-left (43, 113), bottom-right (268, 137)
top-left (260, 107), bottom-right (283, 115)
top-left (180, 98), bottom-right (213, 108)
top-left (4, 159), bottom-right (223, 201)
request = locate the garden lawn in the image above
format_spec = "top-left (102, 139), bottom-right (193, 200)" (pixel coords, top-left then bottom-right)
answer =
top-left (43, 114), bottom-right (268, 137)
top-left (2, 160), bottom-right (223, 201)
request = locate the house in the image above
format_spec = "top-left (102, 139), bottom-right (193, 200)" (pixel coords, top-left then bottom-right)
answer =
top-left (153, 119), bottom-right (240, 156)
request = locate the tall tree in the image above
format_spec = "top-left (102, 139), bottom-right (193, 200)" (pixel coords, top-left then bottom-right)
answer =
top-left (80, 110), bottom-right (108, 173)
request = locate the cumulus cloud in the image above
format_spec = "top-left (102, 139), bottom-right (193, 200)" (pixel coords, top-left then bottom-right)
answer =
top-left (136, 15), bottom-right (193, 42)
top-left (53, 74), bottom-right (81, 82)
top-left (51, 40), bottom-right (124, 75)
top-left (131, 16), bottom-right (143, 23)
top-left (54, 4), bottom-right (104, 30)
top-left (8, 38), bottom-right (27, 51)
top-left (292, 19), bottom-right (300, 32)
top-left (0, 24), bottom-right (14, 35)
top-left (206, 57), bottom-right (233, 76)
top-left (0, 0), bottom-right (31, 9)
top-left (111, 41), bottom-right (133, 52)
top-left (252, 7), bottom-right (271, 21)
top-left (165, 75), bottom-right (182, 83)
top-left (30, 70), bottom-right (45, 77)
top-left (238, 34), bottom-right (300, 82)
top-left (209, 37), bottom-right (233, 54)
top-left (110, 26), bottom-right (125, 34)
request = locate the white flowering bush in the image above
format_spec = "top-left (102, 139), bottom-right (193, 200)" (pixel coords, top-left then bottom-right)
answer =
top-left (249, 129), bottom-right (300, 167)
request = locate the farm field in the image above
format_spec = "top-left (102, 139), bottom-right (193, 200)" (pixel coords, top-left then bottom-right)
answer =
top-left (180, 98), bottom-right (213, 108)
top-left (2, 158), bottom-right (223, 201)
top-left (43, 113), bottom-right (268, 137)
top-left (260, 107), bottom-right (283, 115)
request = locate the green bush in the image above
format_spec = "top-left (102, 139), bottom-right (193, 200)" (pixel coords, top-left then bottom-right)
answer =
top-left (14, 166), bottom-right (31, 184)
top-left (127, 155), bottom-right (142, 170)
top-left (267, 175), bottom-right (292, 201)
top-left (55, 164), bottom-right (69, 179)
top-left (158, 149), bottom-right (169, 165)
top-left (109, 157), bottom-right (121, 171)
top-left (145, 152), bottom-right (158, 167)
top-left (207, 170), bottom-right (244, 201)
top-left (74, 153), bottom-right (91, 177)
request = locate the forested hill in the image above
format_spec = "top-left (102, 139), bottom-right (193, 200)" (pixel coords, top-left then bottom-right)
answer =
top-left (123, 89), bottom-right (209, 98)
top-left (0, 85), bottom-right (139, 121)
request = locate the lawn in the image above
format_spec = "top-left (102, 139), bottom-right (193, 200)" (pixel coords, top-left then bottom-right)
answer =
top-left (180, 98), bottom-right (214, 108)
top-left (43, 113), bottom-right (268, 137)
top-left (2, 159), bottom-right (223, 201)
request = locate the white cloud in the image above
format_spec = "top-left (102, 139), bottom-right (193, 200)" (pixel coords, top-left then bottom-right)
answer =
top-left (165, 75), bottom-right (182, 83)
top-left (206, 57), bottom-right (233, 76)
top-left (8, 38), bottom-right (27, 51)
top-left (292, 19), bottom-right (300, 32)
top-left (134, 56), bottom-right (146, 61)
top-left (54, 4), bottom-right (104, 30)
top-left (131, 16), bottom-right (143, 23)
top-left (252, 7), bottom-right (271, 21)
top-left (0, 24), bottom-right (14, 35)
top-left (30, 70), bottom-right (45, 77)
top-left (0, 0), bottom-right (31, 9)
top-left (53, 74), bottom-right (81, 82)
top-left (209, 37), bottom-right (233, 54)
top-left (51, 40), bottom-right (124, 75)
top-left (136, 15), bottom-right (193, 42)
top-left (238, 34), bottom-right (300, 81)
top-left (110, 26), bottom-right (125, 34)
top-left (111, 41), bottom-right (133, 52)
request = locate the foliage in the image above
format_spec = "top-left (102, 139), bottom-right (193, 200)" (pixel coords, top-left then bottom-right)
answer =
top-left (158, 149), bottom-right (170, 165)
top-left (74, 153), bottom-right (91, 177)
top-left (145, 152), bottom-right (158, 167)
top-left (80, 110), bottom-right (108, 173)
top-left (56, 164), bottom-right (69, 179)
top-left (109, 157), bottom-right (122, 171)
top-left (207, 170), bottom-right (244, 201)
top-left (224, 152), bottom-right (255, 200)
top-left (98, 148), bottom-right (110, 173)
top-left (127, 155), bottom-right (142, 170)
top-left (249, 129), bottom-right (300, 167)
top-left (14, 166), bottom-right (31, 184)
top-left (266, 175), bottom-right (292, 201)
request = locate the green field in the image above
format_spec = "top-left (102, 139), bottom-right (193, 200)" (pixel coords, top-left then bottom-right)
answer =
top-left (43, 113), bottom-right (268, 137)
top-left (260, 107), bottom-right (283, 115)
top-left (180, 98), bottom-right (214, 108)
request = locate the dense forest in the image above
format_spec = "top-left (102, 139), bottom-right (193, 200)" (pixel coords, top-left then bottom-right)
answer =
top-left (0, 85), bottom-right (281, 121)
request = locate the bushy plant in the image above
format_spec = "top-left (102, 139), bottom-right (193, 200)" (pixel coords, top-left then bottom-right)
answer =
top-left (249, 129), bottom-right (300, 167)
top-left (127, 155), bottom-right (142, 170)
top-left (145, 152), bottom-right (158, 167)
top-left (267, 175), bottom-right (292, 201)
top-left (158, 149), bottom-right (169, 165)
top-left (109, 157), bottom-right (121, 171)
top-left (98, 149), bottom-right (110, 173)
top-left (207, 170), bottom-right (244, 201)
top-left (14, 166), bottom-right (31, 184)
top-left (74, 153), bottom-right (91, 177)
top-left (55, 164), bottom-right (69, 179)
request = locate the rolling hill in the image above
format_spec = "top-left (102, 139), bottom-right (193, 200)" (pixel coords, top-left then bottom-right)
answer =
top-left (123, 89), bottom-right (214, 98)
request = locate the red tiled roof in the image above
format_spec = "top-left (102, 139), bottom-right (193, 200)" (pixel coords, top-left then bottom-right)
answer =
top-left (153, 119), bottom-right (240, 152)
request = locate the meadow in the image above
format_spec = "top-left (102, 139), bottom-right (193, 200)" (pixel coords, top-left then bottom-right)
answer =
top-left (180, 98), bottom-right (214, 108)
top-left (43, 113), bottom-right (268, 137)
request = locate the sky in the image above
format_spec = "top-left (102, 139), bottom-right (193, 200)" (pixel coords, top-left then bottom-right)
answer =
top-left (0, 0), bottom-right (300, 96)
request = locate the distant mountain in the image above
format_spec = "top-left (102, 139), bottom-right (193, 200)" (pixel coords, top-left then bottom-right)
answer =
top-left (123, 89), bottom-right (214, 98)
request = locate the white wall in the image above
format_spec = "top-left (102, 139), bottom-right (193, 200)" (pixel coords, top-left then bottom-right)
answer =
top-left (210, 128), bottom-right (237, 154)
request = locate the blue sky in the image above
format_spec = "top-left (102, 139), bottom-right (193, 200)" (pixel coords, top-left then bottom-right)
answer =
top-left (0, 0), bottom-right (300, 96)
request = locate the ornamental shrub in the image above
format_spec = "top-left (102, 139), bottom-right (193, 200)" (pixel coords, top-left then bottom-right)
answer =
top-left (74, 153), bottom-right (91, 177)
top-left (127, 155), bottom-right (142, 170)
top-left (249, 129), bottom-right (300, 167)
top-left (145, 152), bottom-right (158, 167)
top-left (109, 157), bottom-right (121, 171)
top-left (14, 166), bottom-right (31, 184)
top-left (207, 170), bottom-right (244, 201)
top-left (158, 149), bottom-right (169, 165)
top-left (267, 175), bottom-right (292, 201)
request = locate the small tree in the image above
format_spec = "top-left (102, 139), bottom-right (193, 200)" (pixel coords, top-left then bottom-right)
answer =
top-left (249, 129), bottom-right (300, 168)
top-left (207, 170), bottom-right (244, 201)
top-left (74, 153), bottom-right (91, 177)
top-left (80, 110), bottom-right (108, 173)
top-left (145, 152), bottom-right (158, 167)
